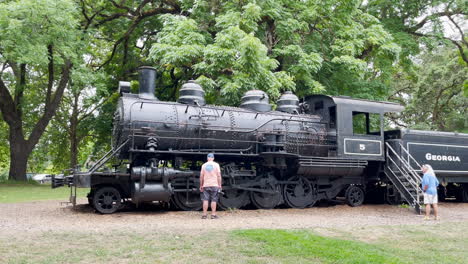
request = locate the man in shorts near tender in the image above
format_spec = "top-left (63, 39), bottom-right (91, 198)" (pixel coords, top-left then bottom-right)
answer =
top-left (200, 153), bottom-right (222, 219)
top-left (421, 164), bottom-right (440, 220)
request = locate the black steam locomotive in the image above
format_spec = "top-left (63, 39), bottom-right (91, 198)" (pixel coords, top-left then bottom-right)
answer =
top-left (52, 67), bottom-right (468, 214)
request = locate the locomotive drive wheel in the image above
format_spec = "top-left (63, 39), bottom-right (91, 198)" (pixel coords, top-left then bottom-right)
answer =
top-left (462, 184), bottom-right (468, 203)
top-left (345, 185), bottom-right (365, 207)
top-left (250, 175), bottom-right (282, 209)
top-left (283, 176), bottom-right (317, 208)
top-left (218, 189), bottom-right (249, 210)
top-left (385, 185), bottom-right (401, 205)
top-left (93, 187), bottom-right (122, 214)
top-left (172, 191), bottom-right (202, 211)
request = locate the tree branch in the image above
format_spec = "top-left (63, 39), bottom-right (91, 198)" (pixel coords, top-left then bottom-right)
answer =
top-left (447, 15), bottom-right (467, 46)
top-left (0, 78), bottom-right (18, 126)
top-left (408, 10), bottom-right (467, 32)
top-left (27, 59), bottom-right (72, 149)
top-left (45, 44), bottom-right (54, 112)
top-left (411, 32), bottom-right (468, 65)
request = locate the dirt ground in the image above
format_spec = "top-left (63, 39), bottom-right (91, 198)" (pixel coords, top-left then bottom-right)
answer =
top-left (1, 199), bottom-right (468, 237)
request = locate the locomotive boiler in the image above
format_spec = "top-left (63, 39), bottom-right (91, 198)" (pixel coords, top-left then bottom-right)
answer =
top-left (52, 66), bottom-right (468, 214)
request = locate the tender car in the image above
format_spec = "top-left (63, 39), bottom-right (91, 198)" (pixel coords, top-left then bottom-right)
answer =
top-left (32, 174), bottom-right (52, 184)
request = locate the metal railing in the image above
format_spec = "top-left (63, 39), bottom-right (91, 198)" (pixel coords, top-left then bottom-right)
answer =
top-left (385, 142), bottom-right (423, 207)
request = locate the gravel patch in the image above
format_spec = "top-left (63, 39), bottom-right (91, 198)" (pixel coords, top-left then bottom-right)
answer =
top-left (1, 199), bottom-right (468, 236)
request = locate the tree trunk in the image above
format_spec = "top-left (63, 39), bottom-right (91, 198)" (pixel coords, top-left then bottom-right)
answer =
top-left (70, 126), bottom-right (78, 170)
top-left (8, 126), bottom-right (30, 181)
top-left (69, 90), bottom-right (79, 169)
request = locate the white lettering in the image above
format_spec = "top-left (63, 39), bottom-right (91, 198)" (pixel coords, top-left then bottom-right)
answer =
top-left (424, 153), bottom-right (461, 162)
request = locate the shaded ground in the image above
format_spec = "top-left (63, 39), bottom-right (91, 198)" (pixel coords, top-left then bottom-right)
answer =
top-left (1, 199), bottom-right (467, 236)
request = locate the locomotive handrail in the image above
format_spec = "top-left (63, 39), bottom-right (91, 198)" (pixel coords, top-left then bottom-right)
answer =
top-left (398, 142), bottom-right (423, 176)
top-left (127, 99), bottom-right (324, 120)
top-left (385, 142), bottom-right (423, 206)
top-left (385, 153), bottom-right (418, 206)
top-left (385, 142), bottom-right (422, 187)
top-left (128, 117), bottom-right (328, 134)
top-left (88, 138), bottom-right (130, 173)
top-left (129, 117), bottom-right (332, 154)
top-left (385, 152), bottom-right (419, 189)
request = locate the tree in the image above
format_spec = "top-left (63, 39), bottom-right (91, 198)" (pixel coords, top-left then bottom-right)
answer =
top-left (365, 0), bottom-right (468, 65)
top-left (0, 0), bottom-right (83, 180)
top-left (389, 47), bottom-right (467, 131)
top-left (53, 67), bottom-right (109, 169)
top-left (148, 0), bottom-right (401, 105)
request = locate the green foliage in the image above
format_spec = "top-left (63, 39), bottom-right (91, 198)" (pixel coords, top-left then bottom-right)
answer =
top-left (0, 0), bottom-right (81, 66)
top-left (391, 47), bottom-right (467, 131)
top-left (149, 0), bottom-right (401, 105)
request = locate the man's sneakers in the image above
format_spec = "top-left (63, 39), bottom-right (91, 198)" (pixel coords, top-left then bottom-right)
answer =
top-left (201, 214), bottom-right (219, 219)
top-left (423, 215), bottom-right (440, 221)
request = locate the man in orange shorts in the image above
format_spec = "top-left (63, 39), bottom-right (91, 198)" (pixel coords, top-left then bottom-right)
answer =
top-left (200, 153), bottom-right (222, 219)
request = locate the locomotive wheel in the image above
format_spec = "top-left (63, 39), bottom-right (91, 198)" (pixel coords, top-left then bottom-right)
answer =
top-left (283, 176), bottom-right (317, 208)
top-left (462, 184), bottom-right (468, 203)
top-left (87, 191), bottom-right (95, 208)
top-left (93, 186), bottom-right (121, 214)
top-left (345, 185), bottom-right (365, 207)
top-left (172, 191), bottom-right (202, 211)
top-left (219, 188), bottom-right (249, 210)
top-left (385, 185), bottom-right (401, 205)
top-left (250, 175), bottom-right (281, 209)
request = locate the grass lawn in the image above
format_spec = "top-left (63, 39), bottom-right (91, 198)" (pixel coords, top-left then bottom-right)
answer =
top-left (1, 222), bottom-right (467, 264)
top-left (0, 182), bottom-right (89, 203)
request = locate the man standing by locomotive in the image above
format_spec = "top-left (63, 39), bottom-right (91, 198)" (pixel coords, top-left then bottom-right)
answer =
top-left (200, 153), bottom-right (222, 219)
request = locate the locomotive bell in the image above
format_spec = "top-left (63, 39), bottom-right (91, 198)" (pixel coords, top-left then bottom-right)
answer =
top-left (177, 80), bottom-right (206, 106)
top-left (138, 66), bottom-right (157, 100)
top-left (240, 90), bottom-right (272, 112)
top-left (277, 91), bottom-right (299, 114)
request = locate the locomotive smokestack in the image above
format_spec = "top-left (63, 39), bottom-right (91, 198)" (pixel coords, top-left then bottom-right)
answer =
top-left (138, 66), bottom-right (157, 100)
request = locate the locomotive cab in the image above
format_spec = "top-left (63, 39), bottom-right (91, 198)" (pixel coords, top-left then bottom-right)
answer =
top-left (304, 95), bottom-right (404, 161)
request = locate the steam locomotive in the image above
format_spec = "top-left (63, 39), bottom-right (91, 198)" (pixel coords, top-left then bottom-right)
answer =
top-left (52, 67), bottom-right (468, 214)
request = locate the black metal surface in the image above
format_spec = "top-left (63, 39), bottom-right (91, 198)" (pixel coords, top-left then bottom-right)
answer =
top-left (218, 189), bottom-right (250, 209)
top-left (345, 185), bottom-right (365, 207)
top-left (282, 176), bottom-right (316, 208)
top-left (138, 66), bottom-right (157, 99)
top-left (177, 80), bottom-right (205, 106)
top-left (53, 70), bottom-right (468, 214)
top-left (277, 91), bottom-right (299, 114)
top-left (93, 186), bottom-right (122, 214)
top-left (397, 130), bottom-right (468, 177)
top-left (249, 174), bottom-right (282, 209)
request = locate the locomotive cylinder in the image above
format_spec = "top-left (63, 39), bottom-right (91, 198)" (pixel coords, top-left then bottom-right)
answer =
top-left (131, 182), bottom-right (172, 204)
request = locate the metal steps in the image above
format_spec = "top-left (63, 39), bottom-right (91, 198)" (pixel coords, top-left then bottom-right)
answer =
top-left (384, 141), bottom-right (423, 213)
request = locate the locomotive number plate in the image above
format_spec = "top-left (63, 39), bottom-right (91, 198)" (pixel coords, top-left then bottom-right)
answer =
top-left (344, 138), bottom-right (382, 156)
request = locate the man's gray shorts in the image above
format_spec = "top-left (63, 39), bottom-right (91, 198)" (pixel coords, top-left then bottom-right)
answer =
top-left (201, 187), bottom-right (220, 202)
